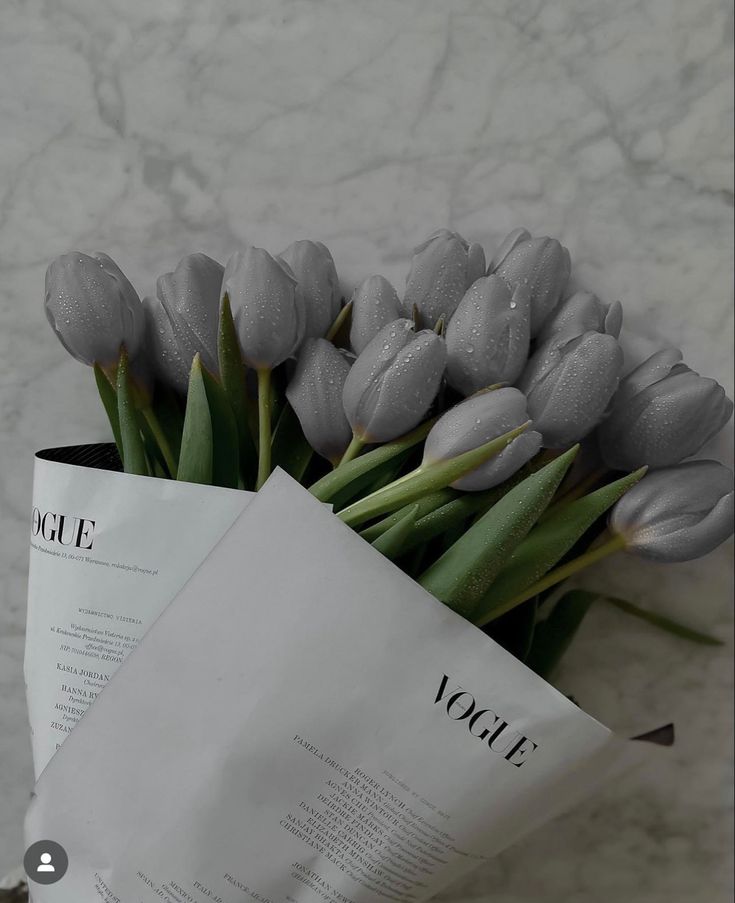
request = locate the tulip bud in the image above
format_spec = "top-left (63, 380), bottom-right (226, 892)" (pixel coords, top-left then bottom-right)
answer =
top-left (423, 388), bottom-right (542, 490)
top-left (402, 230), bottom-right (486, 328)
top-left (519, 331), bottom-right (623, 448)
top-left (221, 247), bottom-right (305, 369)
top-left (537, 291), bottom-right (623, 344)
top-left (45, 251), bottom-right (145, 368)
top-left (445, 275), bottom-right (531, 395)
top-left (286, 339), bottom-right (353, 464)
top-left (610, 460), bottom-right (734, 562)
top-left (488, 229), bottom-right (571, 337)
top-left (598, 349), bottom-right (734, 470)
top-left (144, 253), bottom-right (223, 393)
top-left (278, 240), bottom-right (341, 339)
top-left (349, 275), bottom-right (402, 354)
top-left (343, 319), bottom-right (446, 443)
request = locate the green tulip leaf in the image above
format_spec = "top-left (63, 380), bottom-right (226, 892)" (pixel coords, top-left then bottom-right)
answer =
top-left (201, 367), bottom-right (240, 489)
top-left (338, 422), bottom-right (533, 528)
top-left (392, 484), bottom-right (508, 558)
top-left (177, 355), bottom-right (213, 485)
top-left (218, 293), bottom-right (257, 486)
top-left (271, 402), bottom-right (314, 482)
top-left (150, 385), bottom-right (184, 463)
top-left (473, 467), bottom-right (647, 624)
top-left (116, 347), bottom-right (149, 476)
top-left (604, 596), bottom-right (723, 646)
top-left (370, 504), bottom-right (420, 562)
top-left (94, 363), bottom-right (123, 464)
top-left (360, 489), bottom-right (456, 543)
top-left (309, 418), bottom-right (437, 504)
top-left (328, 451), bottom-right (414, 512)
top-left (418, 446), bottom-right (578, 618)
top-left (526, 590), bottom-right (597, 679)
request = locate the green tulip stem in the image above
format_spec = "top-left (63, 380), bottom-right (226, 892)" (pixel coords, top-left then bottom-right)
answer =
top-left (256, 367), bottom-right (273, 490)
top-left (338, 421), bottom-right (531, 528)
top-left (141, 406), bottom-right (178, 478)
top-left (475, 532), bottom-right (628, 627)
top-left (339, 435), bottom-right (365, 467)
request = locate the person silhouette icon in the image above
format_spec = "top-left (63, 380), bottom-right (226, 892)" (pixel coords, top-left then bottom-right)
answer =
top-left (37, 852), bottom-right (55, 873)
top-left (24, 840), bottom-right (68, 884)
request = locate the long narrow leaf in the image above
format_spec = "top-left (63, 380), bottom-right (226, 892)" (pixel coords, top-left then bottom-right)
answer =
top-left (419, 446), bottom-right (578, 618)
top-left (338, 422), bottom-right (532, 528)
top-left (360, 490), bottom-right (456, 543)
top-left (151, 385), bottom-right (184, 462)
top-left (116, 347), bottom-right (148, 476)
top-left (271, 402), bottom-right (314, 482)
top-left (473, 468), bottom-right (646, 623)
top-left (177, 355), bottom-right (213, 485)
top-left (329, 451), bottom-right (414, 511)
top-left (218, 294), bottom-right (257, 486)
top-left (309, 418), bottom-right (437, 503)
top-left (202, 368), bottom-right (240, 488)
top-left (526, 590), bottom-right (597, 678)
top-left (390, 485), bottom-right (508, 558)
top-left (604, 596), bottom-right (723, 646)
top-left (371, 504), bottom-right (420, 562)
top-left (94, 363), bottom-right (123, 463)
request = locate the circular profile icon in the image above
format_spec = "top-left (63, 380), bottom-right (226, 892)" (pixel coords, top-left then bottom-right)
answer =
top-left (24, 840), bottom-right (69, 885)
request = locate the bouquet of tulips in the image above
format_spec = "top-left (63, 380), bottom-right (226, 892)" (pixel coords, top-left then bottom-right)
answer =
top-left (11, 229), bottom-right (729, 903)
top-left (42, 229), bottom-right (734, 672)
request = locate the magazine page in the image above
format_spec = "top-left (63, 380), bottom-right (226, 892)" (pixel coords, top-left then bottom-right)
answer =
top-left (25, 469), bottom-right (636, 903)
top-left (26, 447), bottom-right (253, 776)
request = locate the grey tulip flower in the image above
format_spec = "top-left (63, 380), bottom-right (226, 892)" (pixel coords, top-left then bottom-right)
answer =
top-left (610, 460), bottom-right (734, 562)
top-left (286, 339), bottom-right (353, 464)
top-left (343, 319), bottom-right (447, 443)
top-left (145, 253), bottom-right (223, 392)
top-left (349, 275), bottom-right (402, 354)
top-left (423, 388), bottom-right (542, 490)
top-left (278, 240), bottom-right (341, 339)
top-left (446, 275), bottom-right (531, 395)
top-left (402, 229), bottom-right (486, 328)
top-left (519, 331), bottom-right (623, 448)
top-left (598, 349), bottom-right (734, 470)
top-left (537, 291), bottom-right (623, 345)
top-left (488, 228), bottom-right (571, 337)
top-left (222, 247), bottom-right (305, 370)
top-left (45, 251), bottom-right (145, 368)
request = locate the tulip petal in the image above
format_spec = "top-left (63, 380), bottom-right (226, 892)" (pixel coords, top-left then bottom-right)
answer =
top-left (446, 276), bottom-right (531, 394)
top-left (286, 338), bottom-right (352, 464)
top-left (403, 230), bottom-right (476, 327)
top-left (610, 460), bottom-right (734, 561)
top-left (45, 251), bottom-right (144, 367)
top-left (224, 246), bottom-right (305, 369)
top-left (526, 332), bottom-right (623, 448)
top-left (366, 331), bottom-right (446, 441)
top-left (349, 275), bottom-right (402, 354)
top-left (279, 240), bottom-right (341, 340)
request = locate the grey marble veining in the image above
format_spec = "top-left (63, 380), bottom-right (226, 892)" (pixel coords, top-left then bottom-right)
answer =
top-left (0, 0), bottom-right (732, 898)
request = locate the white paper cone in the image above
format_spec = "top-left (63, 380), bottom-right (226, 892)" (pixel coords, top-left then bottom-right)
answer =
top-left (24, 469), bottom-right (648, 903)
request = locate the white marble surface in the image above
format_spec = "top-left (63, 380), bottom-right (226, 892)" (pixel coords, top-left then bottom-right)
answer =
top-left (0, 0), bottom-right (733, 898)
